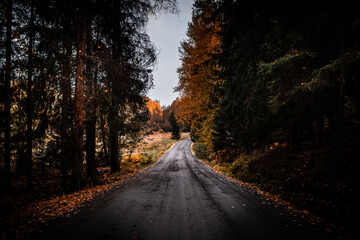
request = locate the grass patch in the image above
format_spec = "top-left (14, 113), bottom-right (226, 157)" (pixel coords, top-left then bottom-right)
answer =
top-left (192, 142), bottom-right (210, 159)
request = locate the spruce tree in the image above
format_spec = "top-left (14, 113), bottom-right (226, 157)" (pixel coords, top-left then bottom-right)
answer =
top-left (169, 112), bottom-right (180, 140)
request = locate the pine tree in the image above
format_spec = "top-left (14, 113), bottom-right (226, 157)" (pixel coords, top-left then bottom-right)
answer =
top-left (169, 112), bottom-right (180, 140)
top-left (25, 0), bottom-right (35, 190)
top-left (0, 0), bottom-right (178, 191)
top-left (4, 0), bottom-right (13, 191)
top-left (71, 1), bottom-right (87, 189)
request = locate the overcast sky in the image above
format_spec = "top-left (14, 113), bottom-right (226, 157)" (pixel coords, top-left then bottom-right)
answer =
top-left (146, 0), bottom-right (193, 107)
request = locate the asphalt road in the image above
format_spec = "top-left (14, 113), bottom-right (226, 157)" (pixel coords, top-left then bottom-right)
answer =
top-left (46, 138), bottom-right (332, 240)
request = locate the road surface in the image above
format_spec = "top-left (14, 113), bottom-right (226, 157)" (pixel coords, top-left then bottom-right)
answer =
top-left (46, 138), bottom-right (331, 239)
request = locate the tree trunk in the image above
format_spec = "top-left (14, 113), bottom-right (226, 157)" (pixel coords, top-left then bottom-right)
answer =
top-left (86, 117), bottom-right (96, 180)
top-left (337, 16), bottom-right (345, 145)
top-left (60, 19), bottom-right (73, 190)
top-left (71, 12), bottom-right (87, 189)
top-left (85, 19), bottom-right (97, 181)
top-left (109, 31), bottom-right (120, 173)
top-left (25, 0), bottom-right (35, 190)
top-left (4, 0), bottom-right (13, 191)
top-left (109, 116), bottom-right (120, 173)
top-left (109, 77), bottom-right (120, 173)
top-left (100, 112), bottom-right (109, 165)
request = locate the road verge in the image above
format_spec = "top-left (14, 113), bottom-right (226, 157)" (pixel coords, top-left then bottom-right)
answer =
top-left (190, 141), bottom-right (347, 239)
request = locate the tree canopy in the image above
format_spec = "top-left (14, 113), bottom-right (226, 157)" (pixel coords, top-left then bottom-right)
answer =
top-left (0, 0), bottom-right (178, 191)
top-left (177, 0), bottom-right (360, 157)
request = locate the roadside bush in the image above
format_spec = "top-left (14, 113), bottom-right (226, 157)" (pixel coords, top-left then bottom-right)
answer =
top-left (230, 154), bottom-right (254, 182)
top-left (193, 142), bottom-right (210, 159)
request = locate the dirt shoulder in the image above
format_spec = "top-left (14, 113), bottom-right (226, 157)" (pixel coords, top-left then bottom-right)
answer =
top-left (191, 142), bottom-right (357, 239)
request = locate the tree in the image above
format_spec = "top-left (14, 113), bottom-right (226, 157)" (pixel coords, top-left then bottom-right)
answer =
top-left (100, 0), bottom-right (173, 173)
top-left (0, 0), bottom-right (178, 192)
top-left (71, 2), bottom-right (87, 189)
top-left (25, 0), bottom-right (35, 190)
top-left (176, 0), bottom-right (360, 161)
top-left (212, 1), bottom-right (360, 155)
top-left (4, 0), bottom-right (13, 191)
top-left (176, 0), bottom-right (222, 150)
top-left (59, 2), bottom-right (75, 189)
top-left (85, 18), bottom-right (97, 182)
top-left (169, 112), bottom-right (180, 140)
top-left (146, 98), bottom-right (163, 131)
top-left (212, 0), bottom-right (273, 154)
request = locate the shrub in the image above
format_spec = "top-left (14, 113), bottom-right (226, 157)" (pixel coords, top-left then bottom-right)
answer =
top-left (193, 142), bottom-right (210, 159)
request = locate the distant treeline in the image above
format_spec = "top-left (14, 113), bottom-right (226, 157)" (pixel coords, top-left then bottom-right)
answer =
top-left (146, 98), bottom-right (186, 133)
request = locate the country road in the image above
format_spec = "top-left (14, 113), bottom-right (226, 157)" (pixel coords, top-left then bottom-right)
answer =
top-left (45, 138), bottom-right (332, 240)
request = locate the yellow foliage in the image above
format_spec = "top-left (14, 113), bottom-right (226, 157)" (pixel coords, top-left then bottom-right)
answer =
top-left (123, 154), bottom-right (143, 162)
top-left (146, 98), bottom-right (163, 117)
top-left (176, 12), bottom-right (223, 143)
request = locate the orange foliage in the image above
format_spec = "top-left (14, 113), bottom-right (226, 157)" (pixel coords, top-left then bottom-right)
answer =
top-left (145, 98), bottom-right (163, 131)
top-left (176, 2), bottom-right (223, 144)
top-left (146, 98), bottom-right (163, 117)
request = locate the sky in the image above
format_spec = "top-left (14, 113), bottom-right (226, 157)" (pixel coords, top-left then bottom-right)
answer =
top-left (146, 0), bottom-right (193, 107)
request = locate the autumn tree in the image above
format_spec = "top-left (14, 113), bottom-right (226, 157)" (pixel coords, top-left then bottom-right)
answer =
top-left (176, 0), bottom-right (360, 163)
top-left (176, 0), bottom-right (222, 150)
top-left (146, 98), bottom-right (163, 131)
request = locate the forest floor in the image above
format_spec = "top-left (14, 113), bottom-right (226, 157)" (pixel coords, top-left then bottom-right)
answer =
top-left (0, 132), bottom-right (189, 239)
top-left (193, 140), bottom-right (360, 239)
